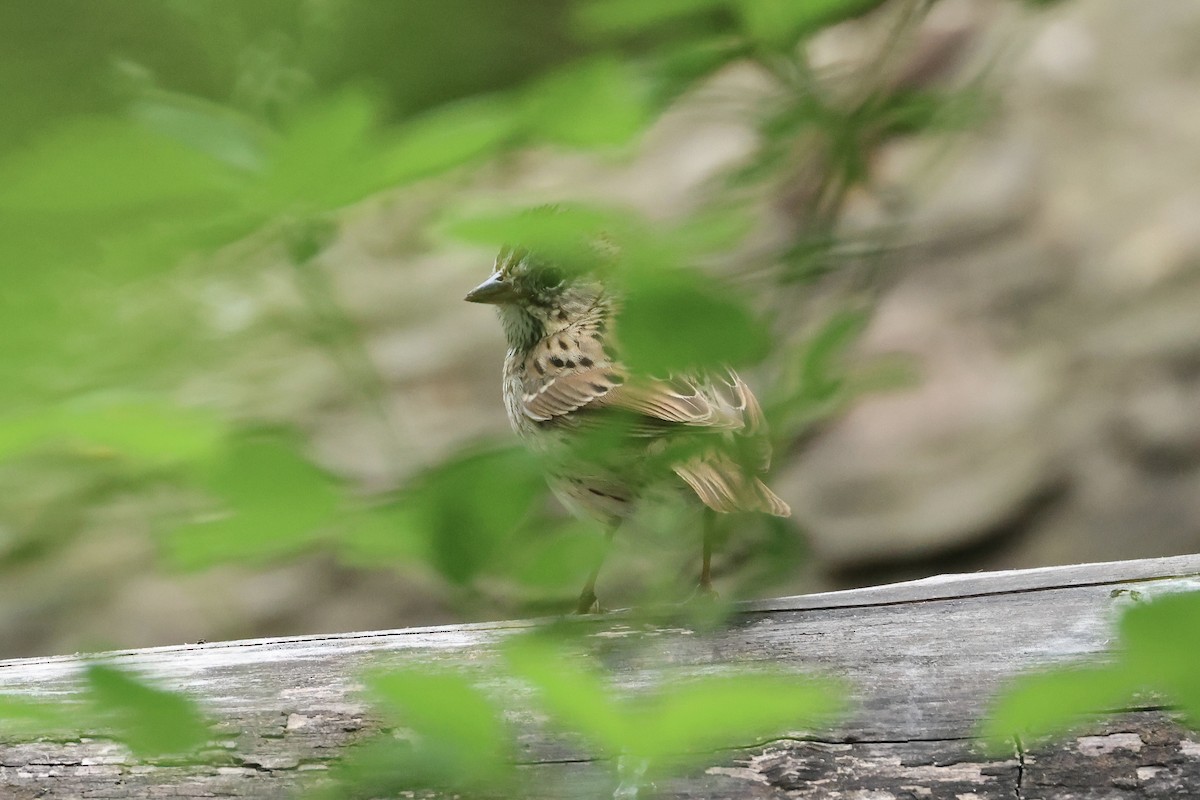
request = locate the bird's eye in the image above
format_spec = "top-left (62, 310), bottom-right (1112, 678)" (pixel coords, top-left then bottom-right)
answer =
top-left (532, 265), bottom-right (564, 289)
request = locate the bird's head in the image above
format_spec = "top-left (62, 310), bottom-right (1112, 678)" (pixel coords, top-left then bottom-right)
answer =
top-left (466, 246), bottom-right (608, 347)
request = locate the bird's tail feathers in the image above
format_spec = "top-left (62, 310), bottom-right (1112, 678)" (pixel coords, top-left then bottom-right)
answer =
top-left (674, 458), bottom-right (791, 518)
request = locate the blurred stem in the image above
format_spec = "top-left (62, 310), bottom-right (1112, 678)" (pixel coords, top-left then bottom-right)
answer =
top-left (285, 223), bottom-right (410, 476)
top-left (857, 0), bottom-right (928, 107)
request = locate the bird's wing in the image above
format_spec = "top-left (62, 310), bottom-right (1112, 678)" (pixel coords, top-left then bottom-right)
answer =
top-left (520, 327), bottom-right (789, 517)
top-left (519, 329), bottom-right (626, 421)
top-left (520, 330), bottom-right (759, 435)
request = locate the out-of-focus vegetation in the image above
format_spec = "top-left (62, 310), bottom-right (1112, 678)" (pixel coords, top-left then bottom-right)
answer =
top-left (0, 0), bottom-right (902, 793)
top-left (983, 589), bottom-right (1200, 752)
top-left (4, 0), bottom-right (1191, 796)
top-left (317, 633), bottom-right (843, 798)
top-left (2, 0), bottom-right (926, 630)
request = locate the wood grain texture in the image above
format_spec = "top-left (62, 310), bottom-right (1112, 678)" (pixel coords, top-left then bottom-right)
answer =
top-left (2, 554), bottom-right (1199, 799)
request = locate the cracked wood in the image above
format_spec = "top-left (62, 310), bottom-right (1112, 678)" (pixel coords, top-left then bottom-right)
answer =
top-left (1, 554), bottom-right (1199, 798)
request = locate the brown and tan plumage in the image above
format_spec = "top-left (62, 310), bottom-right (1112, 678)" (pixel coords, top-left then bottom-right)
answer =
top-left (466, 245), bottom-right (789, 611)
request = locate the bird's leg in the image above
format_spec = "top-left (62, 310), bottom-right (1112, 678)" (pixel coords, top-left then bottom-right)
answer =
top-left (575, 566), bottom-right (601, 614)
top-left (575, 526), bottom-right (615, 614)
top-left (697, 509), bottom-right (718, 597)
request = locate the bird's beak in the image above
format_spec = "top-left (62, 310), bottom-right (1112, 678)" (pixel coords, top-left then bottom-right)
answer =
top-left (464, 273), bottom-right (516, 304)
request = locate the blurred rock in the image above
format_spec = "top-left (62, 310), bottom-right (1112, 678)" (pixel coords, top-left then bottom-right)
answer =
top-left (1025, 17), bottom-right (1097, 89)
top-left (1111, 357), bottom-right (1200, 471)
top-left (781, 285), bottom-right (1062, 566)
top-left (777, 0), bottom-right (1200, 574)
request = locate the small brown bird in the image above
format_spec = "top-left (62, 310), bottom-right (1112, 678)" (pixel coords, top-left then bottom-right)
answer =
top-left (466, 245), bottom-right (790, 612)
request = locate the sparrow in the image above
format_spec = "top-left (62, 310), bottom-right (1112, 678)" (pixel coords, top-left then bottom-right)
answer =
top-left (465, 245), bottom-right (790, 612)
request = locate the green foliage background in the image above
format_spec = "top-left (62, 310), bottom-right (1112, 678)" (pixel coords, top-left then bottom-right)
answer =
top-left (2, 0), bottom-right (1191, 797)
top-left (0, 0), bottom-right (896, 794)
top-left (2, 0), bottom-right (911, 639)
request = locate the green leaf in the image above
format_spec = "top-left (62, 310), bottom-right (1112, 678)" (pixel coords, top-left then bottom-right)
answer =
top-left (1119, 591), bottom-right (1200, 721)
top-left (166, 433), bottom-right (342, 569)
top-left (0, 695), bottom-right (84, 739)
top-left (283, 216), bottom-right (339, 265)
top-left (377, 95), bottom-right (520, 184)
top-left (668, 206), bottom-right (755, 255)
top-left (522, 58), bottom-right (650, 148)
top-left (85, 664), bottom-right (209, 757)
top-left (0, 118), bottom-right (238, 214)
top-left (575, 0), bottom-right (727, 37)
top-left (981, 665), bottom-right (1135, 751)
top-left (406, 445), bottom-right (546, 585)
top-left (651, 36), bottom-right (751, 104)
top-left (337, 502), bottom-right (426, 568)
top-left (452, 204), bottom-right (765, 375)
top-left (982, 590), bottom-right (1200, 750)
top-left (131, 93), bottom-right (271, 173)
top-left (445, 203), bottom-right (639, 273)
top-left (733, 0), bottom-right (888, 49)
top-left (0, 400), bottom-right (225, 465)
top-left (506, 638), bottom-right (843, 771)
top-left (365, 668), bottom-right (510, 788)
top-left (502, 524), bottom-right (608, 593)
top-left (619, 269), bottom-right (770, 373)
top-left (800, 309), bottom-right (868, 400)
top-left (878, 88), bottom-right (989, 137)
top-left (503, 636), bottom-right (630, 753)
top-left (630, 673), bottom-right (843, 761)
top-left (252, 90), bottom-right (381, 213)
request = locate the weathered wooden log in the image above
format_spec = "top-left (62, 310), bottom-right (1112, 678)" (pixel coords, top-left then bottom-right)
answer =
top-left (2, 554), bottom-right (1199, 799)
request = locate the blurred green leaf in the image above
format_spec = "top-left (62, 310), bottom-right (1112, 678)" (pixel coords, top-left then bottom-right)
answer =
top-left (252, 89), bottom-right (379, 213)
top-left (446, 202), bottom-right (639, 273)
top-left (1120, 591), bottom-right (1200, 722)
top-left (575, 0), bottom-right (727, 36)
top-left (449, 201), bottom-right (751, 281)
top-left (503, 636), bottom-right (631, 752)
top-left (166, 434), bottom-right (342, 569)
top-left (507, 636), bottom-right (842, 771)
top-left (502, 524), bottom-right (608, 593)
top-left (650, 35), bottom-right (749, 104)
top-left (983, 591), bottom-right (1200, 749)
top-left (450, 203), bottom-right (768, 375)
top-left (337, 502), bottom-right (426, 569)
top-left (630, 673), bottom-right (842, 761)
top-left (378, 94), bottom-right (520, 183)
top-left (620, 269), bottom-right (769, 373)
top-left (668, 206), bottom-right (754, 255)
top-left (256, 89), bottom-right (524, 214)
top-left (774, 308), bottom-right (914, 440)
top-left (878, 88), bottom-right (989, 137)
top-left (799, 309), bottom-right (868, 402)
top-left (406, 445), bottom-right (546, 585)
top-left (364, 668), bottom-right (510, 789)
top-left (981, 665), bottom-right (1134, 751)
top-left (86, 664), bottom-right (209, 758)
top-left (132, 93), bottom-right (271, 173)
top-left (522, 57), bottom-right (650, 148)
top-left (283, 216), bottom-right (340, 265)
top-left (0, 118), bottom-right (238, 214)
top-left (0, 695), bottom-right (83, 739)
top-left (0, 400), bottom-right (224, 465)
top-left (733, 0), bottom-right (888, 49)
top-left (315, 737), bottom-right (427, 800)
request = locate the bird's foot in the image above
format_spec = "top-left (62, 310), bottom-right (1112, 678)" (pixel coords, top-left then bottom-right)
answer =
top-left (685, 581), bottom-right (720, 604)
top-left (574, 589), bottom-right (603, 615)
